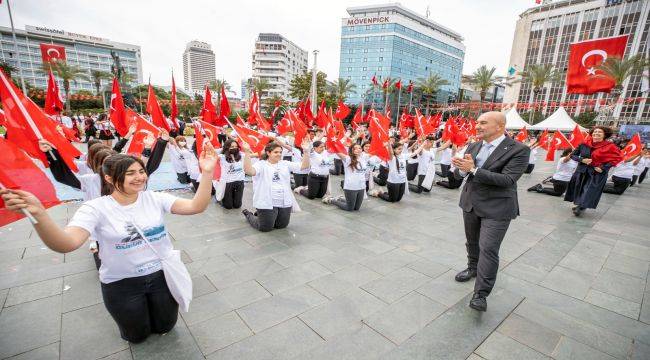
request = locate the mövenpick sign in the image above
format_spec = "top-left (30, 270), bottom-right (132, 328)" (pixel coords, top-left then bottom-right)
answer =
top-left (346, 16), bottom-right (390, 26)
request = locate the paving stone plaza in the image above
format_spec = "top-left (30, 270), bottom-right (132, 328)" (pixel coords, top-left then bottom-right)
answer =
top-left (0, 155), bottom-right (649, 360)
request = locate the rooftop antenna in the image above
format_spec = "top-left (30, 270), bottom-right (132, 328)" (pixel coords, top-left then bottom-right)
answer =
top-left (425, 5), bottom-right (430, 18)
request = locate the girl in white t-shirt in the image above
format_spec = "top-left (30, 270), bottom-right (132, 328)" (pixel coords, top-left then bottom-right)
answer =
top-left (528, 149), bottom-right (577, 196)
top-left (323, 143), bottom-right (368, 211)
top-left (241, 140), bottom-right (311, 232)
top-left (216, 139), bottom-right (246, 209)
top-left (0, 145), bottom-right (218, 344)
top-left (296, 140), bottom-right (334, 199)
top-left (167, 136), bottom-right (191, 184)
top-left (369, 141), bottom-right (408, 202)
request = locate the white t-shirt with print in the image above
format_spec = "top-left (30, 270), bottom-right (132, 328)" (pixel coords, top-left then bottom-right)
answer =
top-left (387, 154), bottom-right (408, 184)
top-left (219, 153), bottom-right (245, 183)
top-left (252, 160), bottom-right (301, 209)
top-left (168, 145), bottom-right (188, 174)
top-left (440, 148), bottom-right (452, 165)
top-left (68, 191), bottom-right (178, 284)
top-left (76, 173), bottom-right (102, 201)
top-left (342, 155), bottom-right (368, 190)
top-left (417, 149), bottom-right (435, 176)
top-left (309, 150), bottom-right (334, 176)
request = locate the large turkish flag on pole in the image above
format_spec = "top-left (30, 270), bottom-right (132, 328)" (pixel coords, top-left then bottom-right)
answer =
top-left (566, 35), bottom-right (628, 95)
top-left (39, 44), bottom-right (67, 63)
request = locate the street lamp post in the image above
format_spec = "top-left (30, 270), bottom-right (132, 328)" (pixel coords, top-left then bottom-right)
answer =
top-left (310, 50), bottom-right (319, 116)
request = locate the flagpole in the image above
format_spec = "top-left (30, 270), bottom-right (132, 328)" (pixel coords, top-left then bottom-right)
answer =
top-left (5, 0), bottom-right (26, 94)
top-left (310, 50), bottom-right (319, 116)
top-left (408, 85), bottom-right (413, 113)
top-left (396, 86), bottom-right (402, 126)
top-left (0, 182), bottom-right (38, 224)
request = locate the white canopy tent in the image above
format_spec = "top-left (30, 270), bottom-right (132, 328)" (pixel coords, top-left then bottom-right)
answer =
top-left (530, 107), bottom-right (585, 131)
top-left (504, 108), bottom-right (531, 130)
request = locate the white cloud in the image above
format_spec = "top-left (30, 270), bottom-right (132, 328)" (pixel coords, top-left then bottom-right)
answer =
top-left (2, 0), bottom-right (534, 96)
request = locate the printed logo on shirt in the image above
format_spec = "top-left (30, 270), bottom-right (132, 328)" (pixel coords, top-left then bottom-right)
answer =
top-left (115, 223), bottom-right (166, 250)
top-left (228, 164), bottom-right (243, 174)
top-left (272, 171), bottom-right (280, 182)
top-left (135, 260), bottom-right (162, 274)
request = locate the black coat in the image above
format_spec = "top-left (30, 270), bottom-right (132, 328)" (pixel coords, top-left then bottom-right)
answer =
top-left (564, 144), bottom-right (613, 209)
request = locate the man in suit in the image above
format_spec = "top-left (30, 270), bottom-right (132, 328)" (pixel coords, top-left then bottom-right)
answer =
top-left (451, 112), bottom-right (530, 311)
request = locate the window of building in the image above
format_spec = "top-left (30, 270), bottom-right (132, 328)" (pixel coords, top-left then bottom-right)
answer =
top-left (348, 49), bottom-right (353, 54)
top-left (364, 49), bottom-right (368, 53)
top-left (347, 67), bottom-right (352, 71)
top-left (378, 67), bottom-right (382, 71)
top-left (379, 57), bottom-right (383, 61)
top-left (365, 37), bottom-right (369, 42)
top-left (363, 58), bottom-right (367, 62)
top-left (363, 67), bottom-right (367, 71)
top-left (380, 48), bottom-right (384, 52)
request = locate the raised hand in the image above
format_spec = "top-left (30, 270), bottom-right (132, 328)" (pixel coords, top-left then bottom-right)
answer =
top-left (38, 139), bottom-right (53, 153)
top-left (300, 138), bottom-right (311, 151)
top-left (198, 141), bottom-right (217, 172)
top-left (0, 189), bottom-right (45, 216)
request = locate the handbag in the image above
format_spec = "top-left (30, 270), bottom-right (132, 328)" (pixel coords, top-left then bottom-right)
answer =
top-left (129, 222), bottom-right (193, 312)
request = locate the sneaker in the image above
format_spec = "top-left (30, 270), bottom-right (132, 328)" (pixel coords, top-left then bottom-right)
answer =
top-left (242, 209), bottom-right (251, 217)
top-left (322, 196), bottom-right (332, 204)
top-left (293, 186), bottom-right (304, 194)
top-left (527, 184), bottom-right (542, 192)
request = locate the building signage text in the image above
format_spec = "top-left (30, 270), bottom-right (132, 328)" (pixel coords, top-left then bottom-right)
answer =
top-left (26, 25), bottom-right (108, 43)
top-left (346, 16), bottom-right (390, 26)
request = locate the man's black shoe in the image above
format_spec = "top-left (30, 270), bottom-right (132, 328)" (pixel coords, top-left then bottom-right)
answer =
top-left (469, 293), bottom-right (487, 312)
top-left (455, 268), bottom-right (477, 282)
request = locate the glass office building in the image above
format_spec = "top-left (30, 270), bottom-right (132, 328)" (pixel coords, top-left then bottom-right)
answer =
top-left (0, 25), bottom-right (143, 93)
top-left (339, 3), bottom-right (465, 109)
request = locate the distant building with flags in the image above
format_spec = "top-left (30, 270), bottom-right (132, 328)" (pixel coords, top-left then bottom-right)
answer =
top-left (504, 0), bottom-right (650, 125)
top-left (338, 3), bottom-right (465, 107)
top-left (0, 24), bottom-right (142, 94)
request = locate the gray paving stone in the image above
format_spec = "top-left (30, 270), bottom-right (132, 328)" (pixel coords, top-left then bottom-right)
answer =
top-left (603, 253), bottom-right (649, 279)
top-left (314, 253), bottom-right (355, 272)
top-left (60, 303), bottom-right (127, 360)
top-left (5, 277), bottom-right (62, 307)
top-left (514, 299), bottom-right (632, 359)
top-left (207, 318), bottom-right (324, 360)
top-left (496, 314), bottom-right (561, 356)
top-left (571, 239), bottom-right (612, 259)
top-left (0, 295), bottom-right (61, 359)
top-left (295, 324), bottom-right (395, 360)
top-left (205, 257), bottom-right (285, 289)
top-left (256, 261), bottom-right (331, 294)
top-left (99, 349), bottom-right (133, 360)
top-left (62, 270), bottom-right (102, 312)
top-left (270, 244), bottom-right (335, 267)
top-left (299, 287), bottom-right (386, 339)
top-left (466, 354), bottom-right (486, 360)
top-left (226, 241), bottom-right (289, 264)
top-left (191, 274), bottom-right (217, 298)
top-left (333, 263), bottom-right (383, 287)
top-left (130, 320), bottom-right (204, 360)
top-left (585, 289), bottom-right (641, 319)
top-left (502, 261), bottom-right (549, 284)
top-left (407, 259), bottom-right (450, 279)
top-left (630, 340), bottom-right (650, 360)
top-left (552, 336), bottom-right (617, 360)
top-left (236, 285), bottom-right (327, 332)
top-left (22, 245), bottom-right (62, 260)
top-left (361, 248), bottom-right (420, 275)
top-left (361, 267), bottom-right (431, 304)
top-left (5, 342), bottom-right (59, 360)
top-left (416, 269), bottom-right (474, 307)
top-left (475, 331), bottom-right (550, 360)
top-left (307, 273), bottom-right (358, 299)
top-left (558, 251), bottom-right (606, 275)
top-left (381, 288), bottom-right (523, 360)
top-left (363, 292), bottom-right (447, 344)
top-left (188, 311), bottom-right (252, 355)
top-left (591, 269), bottom-right (645, 303)
top-left (611, 240), bottom-right (650, 261)
top-left (539, 266), bottom-right (594, 299)
top-left (185, 254), bottom-right (237, 276)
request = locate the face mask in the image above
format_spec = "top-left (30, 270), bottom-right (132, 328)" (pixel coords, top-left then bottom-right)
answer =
top-left (229, 148), bottom-right (239, 155)
top-left (178, 141), bottom-right (186, 147)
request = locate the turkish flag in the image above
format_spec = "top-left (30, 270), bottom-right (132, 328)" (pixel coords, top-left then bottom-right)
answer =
top-left (566, 35), bottom-right (628, 94)
top-left (371, 75), bottom-right (378, 86)
top-left (109, 78), bottom-right (128, 136)
top-left (192, 121), bottom-right (221, 180)
top-left (200, 86), bottom-right (218, 125)
top-left (170, 74), bottom-right (179, 130)
top-left (325, 124), bottom-right (347, 154)
top-left (414, 109), bottom-right (433, 137)
top-left (394, 79), bottom-right (402, 90)
top-left (146, 84), bottom-right (170, 132)
top-left (39, 43), bottom-right (66, 63)
top-left (248, 91), bottom-right (259, 126)
top-left (545, 131), bottom-right (572, 161)
top-left (232, 122), bottom-right (271, 154)
top-left (44, 70), bottom-right (64, 116)
top-left (622, 133), bottom-right (642, 160)
top-left (368, 109), bottom-right (390, 142)
top-left (515, 127), bottom-right (528, 142)
top-left (315, 102), bottom-right (329, 129)
top-left (0, 138), bottom-right (61, 227)
top-left (276, 113), bottom-right (293, 135)
top-left (0, 69), bottom-right (81, 171)
top-left (219, 85), bottom-right (230, 120)
top-left (334, 100), bottom-right (350, 120)
top-left (537, 129), bottom-right (550, 150)
top-left (125, 109), bottom-right (161, 155)
top-left (289, 110), bottom-right (308, 148)
top-left (568, 125), bottom-right (584, 148)
top-left (0, 109), bottom-right (5, 126)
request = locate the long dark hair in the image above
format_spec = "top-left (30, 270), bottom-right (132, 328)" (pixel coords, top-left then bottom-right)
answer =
top-left (87, 143), bottom-right (110, 171)
top-left (90, 148), bottom-right (116, 174)
top-left (222, 139), bottom-right (242, 163)
top-left (591, 126), bottom-right (613, 139)
top-left (348, 144), bottom-right (362, 170)
top-left (392, 142), bottom-right (403, 172)
top-left (261, 142), bottom-right (282, 161)
top-left (100, 154), bottom-right (147, 195)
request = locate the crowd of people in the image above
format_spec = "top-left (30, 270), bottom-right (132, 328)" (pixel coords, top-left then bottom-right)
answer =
top-left (1, 109), bottom-right (648, 342)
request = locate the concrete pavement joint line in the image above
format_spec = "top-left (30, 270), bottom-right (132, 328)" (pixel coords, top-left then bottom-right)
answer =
top-left (297, 316), bottom-right (327, 342)
top-left (471, 296), bottom-right (526, 356)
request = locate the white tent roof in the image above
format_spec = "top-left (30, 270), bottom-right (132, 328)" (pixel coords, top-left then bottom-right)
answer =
top-left (530, 107), bottom-right (584, 131)
top-left (504, 108), bottom-right (531, 130)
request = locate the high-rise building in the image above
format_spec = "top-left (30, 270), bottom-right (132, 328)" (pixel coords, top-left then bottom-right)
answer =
top-left (0, 25), bottom-right (142, 92)
top-left (183, 40), bottom-right (216, 94)
top-left (338, 3), bottom-right (465, 107)
top-left (504, 0), bottom-right (650, 124)
top-left (251, 33), bottom-right (308, 102)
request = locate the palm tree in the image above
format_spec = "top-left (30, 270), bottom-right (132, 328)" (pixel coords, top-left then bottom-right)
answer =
top-left (249, 78), bottom-right (271, 98)
top-left (89, 70), bottom-right (112, 110)
top-left (416, 74), bottom-right (450, 115)
top-left (119, 71), bottom-right (135, 88)
top-left (464, 65), bottom-right (502, 114)
top-left (0, 61), bottom-right (17, 77)
top-left (509, 64), bottom-right (562, 124)
top-left (42, 60), bottom-right (90, 112)
top-left (328, 78), bottom-right (357, 102)
top-left (596, 54), bottom-right (646, 101)
top-left (209, 79), bottom-right (231, 113)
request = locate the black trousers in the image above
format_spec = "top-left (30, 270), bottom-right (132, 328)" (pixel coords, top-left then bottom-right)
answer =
top-left (409, 174), bottom-right (431, 193)
top-left (191, 180), bottom-right (215, 195)
top-left (524, 164), bottom-right (535, 174)
top-left (176, 172), bottom-right (191, 184)
top-left (462, 210), bottom-right (511, 297)
top-left (373, 165), bottom-right (389, 186)
top-left (101, 270), bottom-right (178, 343)
top-left (330, 158), bottom-right (344, 175)
top-left (340, 180), bottom-right (370, 192)
top-left (406, 163), bottom-right (418, 181)
top-left (436, 173), bottom-right (463, 189)
top-left (630, 175), bottom-right (639, 186)
top-left (244, 206), bottom-right (292, 232)
top-left (378, 182), bottom-right (406, 202)
top-left (293, 173), bottom-right (308, 189)
top-left (536, 180), bottom-right (569, 196)
top-left (437, 164), bottom-right (451, 177)
top-left (639, 168), bottom-right (647, 183)
top-left (333, 189), bottom-right (364, 211)
top-left (222, 181), bottom-right (244, 209)
top-left (299, 173), bottom-right (328, 199)
top-left (603, 176), bottom-right (631, 195)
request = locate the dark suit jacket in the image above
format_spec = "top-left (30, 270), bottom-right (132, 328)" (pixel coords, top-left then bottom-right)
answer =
top-left (454, 137), bottom-right (530, 220)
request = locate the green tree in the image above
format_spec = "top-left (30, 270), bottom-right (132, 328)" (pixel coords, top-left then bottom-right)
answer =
top-left (289, 70), bottom-right (328, 102)
top-left (596, 54), bottom-right (646, 104)
top-left (263, 94), bottom-right (285, 119)
top-left (416, 74), bottom-right (450, 115)
top-left (509, 64), bottom-right (562, 124)
top-left (249, 78), bottom-right (271, 98)
top-left (42, 60), bottom-right (90, 112)
top-left (463, 65), bottom-right (503, 114)
top-left (89, 70), bottom-right (112, 95)
top-left (209, 79), bottom-right (231, 112)
top-left (327, 78), bottom-right (357, 102)
top-left (0, 61), bottom-right (16, 77)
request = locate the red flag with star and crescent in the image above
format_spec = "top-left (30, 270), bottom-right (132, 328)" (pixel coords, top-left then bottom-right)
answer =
top-left (566, 35), bottom-right (628, 95)
top-left (568, 124), bottom-right (585, 148)
top-left (621, 133), bottom-right (642, 160)
top-left (545, 131), bottom-right (572, 161)
top-left (44, 69), bottom-right (64, 116)
top-left (39, 44), bottom-right (67, 63)
top-left (109, 77), bottom-right (128, 137)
